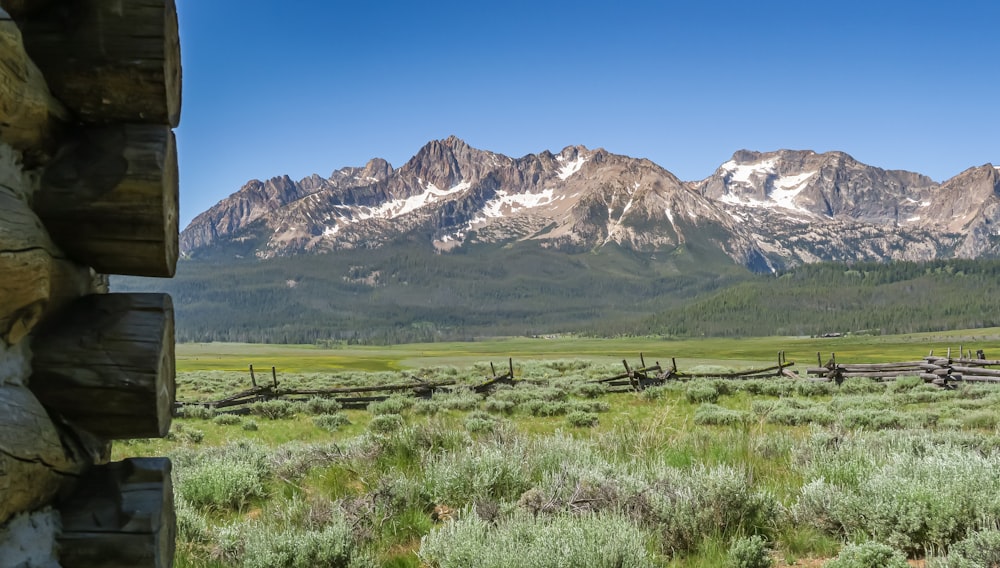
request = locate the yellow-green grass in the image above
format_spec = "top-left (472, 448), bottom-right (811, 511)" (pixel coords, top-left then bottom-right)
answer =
top-left (177, 327), bottom-right (1000, 374)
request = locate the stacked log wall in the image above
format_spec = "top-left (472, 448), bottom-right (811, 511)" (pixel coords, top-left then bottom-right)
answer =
top-left (0, 2), bottom-right (180, 566)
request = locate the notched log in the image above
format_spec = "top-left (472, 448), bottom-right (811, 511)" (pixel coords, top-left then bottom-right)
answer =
top-left (57, 458), bottom-right (175, 568)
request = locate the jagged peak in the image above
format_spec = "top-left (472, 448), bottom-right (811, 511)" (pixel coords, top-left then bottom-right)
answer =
top-left (443, 134), bottom-right (469, 149)
top-left (361, 157), bottom-right (393, 180)
top-left (942, 163), bottom-right (1000, 185)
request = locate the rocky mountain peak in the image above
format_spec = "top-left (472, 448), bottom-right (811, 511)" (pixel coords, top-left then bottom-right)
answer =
top-left (180, 139), bottom-right (1000, 271)
top-left (360, 157), bottom-right (393, 182)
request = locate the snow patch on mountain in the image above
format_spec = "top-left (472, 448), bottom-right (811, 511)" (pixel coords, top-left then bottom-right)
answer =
top-left (721, 157), bottom-right (777, 183)
top-left (769, 171), bottom-right (816, 211)
top-left (481, 188), bottom-right (556, 218)
top-left (368, 180), bottom-right (472, 219)
top-left (557, 155), bottom-right (587, 180)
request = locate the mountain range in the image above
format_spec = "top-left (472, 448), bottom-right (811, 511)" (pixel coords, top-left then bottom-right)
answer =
top-left (181, 136), bottom-right (1000, 271)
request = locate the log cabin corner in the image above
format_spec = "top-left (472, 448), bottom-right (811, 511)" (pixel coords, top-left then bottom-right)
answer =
top-left (0, 1), bottom-right (180, 566)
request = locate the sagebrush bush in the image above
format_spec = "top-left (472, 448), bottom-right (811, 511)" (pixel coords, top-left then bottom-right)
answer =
top-left (241, 419), bottom-right (258, 431)
top-left (167, 423), bottom-right (205, 443)
top-left (726, 535), bottom-right (773, 568)
top-left (304, 397), bottom-right (342, 415)
top-left (367, 395), bottom-right (411, 415)
top-left (212, 413), bottom-right (241, 426)
top-left (368, 413), bottom-right (405, 433)
top-left (740, 379), bottom-right (793, 397)
top-left (574, 382), bottom-right (608, 398)
top-left (241, 520), bottom-right (355, 568)
top-left (422, 437), bottom-right (534, 505)
top-left (482, 398), bottom-right (515, 414)
top-left (793, 430), bottom-right (1000, 553)
top-left (645, 464), bottom-right (780, 553)
top-left (639, 385), bottom-right (668, 400)
top-left (794, 380), bottom-right (835, 397)
top-left (412, 398), bottom-right (442, 415)
top-left (176, 442), bottom-right (270, 511)
top-left (824, 541), bottom-right (909, 568)
top-left (566, 410), bottom-right (599, 428)
top-left (685, 382), bottom-right (720, 403)
top-left (174, 497), bottom-right (209, 543)
top-left (249, 399), bottom-right (296, 420)
top-left (437, 391), bottom-right (480, 411)
top-left (930, 527), bottom-right (1000, 567)
top-left (465, 411), bottom-right (500, 433)
top-left (176, 405), bottom-right (216, 419)
top-left (570, 400), bottom-right (610, 413)
top-left (522, 400), bottom-right (570, 417)
top-left (838, 378), bottom-right (885, 394)
top-left (886, 375), bottom-right (924, 392)
top-left (694, 403), bottom-right (749, 426)
top-left (312, 412), bottom-right (350, 432)
top-left (419, 510), bottom-right (656, 568)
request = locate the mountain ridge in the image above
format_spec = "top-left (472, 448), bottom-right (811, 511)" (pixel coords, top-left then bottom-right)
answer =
top-left (181, 137), bottom-right (999, 271)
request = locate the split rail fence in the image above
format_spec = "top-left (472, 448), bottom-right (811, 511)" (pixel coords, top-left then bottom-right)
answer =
top-left (175, 347), bottom-right (1000, 415)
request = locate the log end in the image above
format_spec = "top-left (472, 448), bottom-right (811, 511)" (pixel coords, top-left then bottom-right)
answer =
top-left (30, 293), bottom-right (176, 439)
top-left (36, 125), bottom-right (179, 278)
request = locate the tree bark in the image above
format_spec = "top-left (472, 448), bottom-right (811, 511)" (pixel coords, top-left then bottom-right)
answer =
top-left (31, 293), bottom-right (175, 439)
top-left (35, 125), bottom-right (178, 277)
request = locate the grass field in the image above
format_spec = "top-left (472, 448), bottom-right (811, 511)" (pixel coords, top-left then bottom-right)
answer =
top-left (136, 330), bottom-right (1000, 567)
top-left (177, 327), bottom-right (1000, 374)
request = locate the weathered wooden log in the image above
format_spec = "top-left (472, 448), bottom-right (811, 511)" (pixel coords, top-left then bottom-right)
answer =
top-left (57, 457), bottom-right (175, 568)
top-left (19, 0), bottom-right (181, 126)
top-left (838, 371), bottom-right (925, 379)
top-left (0, 16), bottom-right (68, 161)
top-left (30, 293), bottom-right (175, 439)
top-left (284, 380), bottom-right (457, 396)
top-left (919, 373), bottom-right (962, 383)
top-left (961, 375), bottom-right (1000, 383)
top-left (950, 366), bottom-right (1000, 378)
top-left (0, 383), bottom-right (95, 525)
top-left (678, 361), bottom-right (794, 379)
top-left (0, 188), bottom-right (95, 344)
top-left (0, 190), bottom-right (52, 344)
top-left (34, 124), bottom-right (178, 277)
top-left (950, 357), bottom-right (1000, 366)
top-left (837, 362), bottom-right (928, 371)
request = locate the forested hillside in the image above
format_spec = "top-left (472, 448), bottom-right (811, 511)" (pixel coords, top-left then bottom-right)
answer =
top-left (642, 260), bottom-right (1000, 338)
top-left (116, 246), bottom-right (1000, 344)
top-left (114, 239), bottom-right (745, 344)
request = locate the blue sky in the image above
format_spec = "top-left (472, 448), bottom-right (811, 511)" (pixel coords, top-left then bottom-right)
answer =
top-left (176, 0), bottom-right (999, 227)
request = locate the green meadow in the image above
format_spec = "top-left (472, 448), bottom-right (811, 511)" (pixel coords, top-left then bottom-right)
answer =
top-left (177, 327), bottom-right (1000, 374)
top-left (127, 330), bottom-right (1000, 568)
